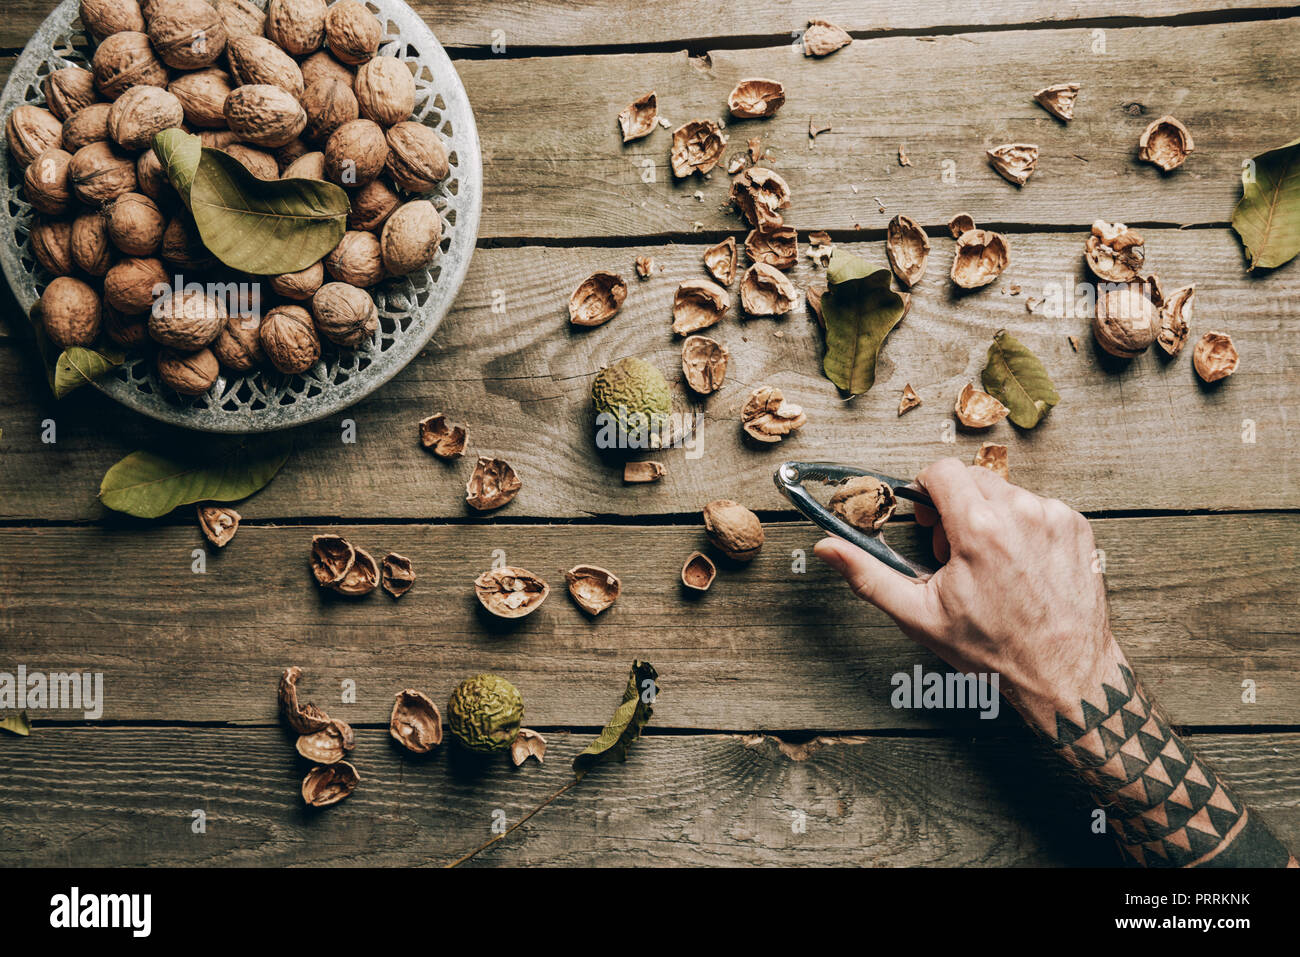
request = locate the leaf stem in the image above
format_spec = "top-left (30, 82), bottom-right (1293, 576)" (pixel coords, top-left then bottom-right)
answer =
top-left (444, 778), bottom-right (577, 868)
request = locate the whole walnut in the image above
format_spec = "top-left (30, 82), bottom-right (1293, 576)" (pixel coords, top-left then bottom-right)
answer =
top-left (160, 214), bottom-right (213, 269)
top-left (227, 35), bottom-right (305, 98)
top-left (224, 84), bottom-right (307, 148)
top-left (157, 347), bottom-right (220, 395)
top-left (62, 102), bottom-right (113, 153)
top-left (92, 31), bottom-right (168, 100)
top-left (324, 118), bottom-right (387, 186)
top-left (6, 105), bottom-right (64, 167)
top-left (69, 140), bottom-right (138, 205)
top-left (107, 85), bottom-right (184, 151)
top-left (266, 0), bottom-right (327, 57)
top-left (148, 0), bottom-right (228, 69)
top-left (40, 276), bottom-right (102, 348)
top-left (168, 68), bottom-right (233, 128)
top-left (103, 256), bottom-right (168, 314)
top-left (72, 211), bottom-right (115, 276)
top-left (214, 0), bottom-right (266, 39)
top-left (274, 137), bottom-right (310, 170)
top-left (702, 499), bottom-right (764, 561)
top-left (385, 121), bottom-right (449, 192)
top-left (311, 280), bottom-right (377, 347)
top-left (301, 50), bottom-right (355, 89)
top-left (199, 129), bottom-right (240, 150)
top-left (106, 192), bottom-right (165, 256)
top-left (149, 287), bottom-right (225, 350)
top-left (325, 0), bottom-right (382, 66)
top-left (212, 311), bottom-right (264, 371)
top-left (223, 143), bottom-right (279, 180)
top-left (80, 0), bottom-right (147, 40)
top-left (136, 147), bottom-right (177, 206)
top-left (324, 229), bottom-right (384, 286)
top-left (354, 56), bottom-right (415, 127)
top-left (380, 200), bottom-right (442, 276)
top-left (260, 304), bottom-right (320, 373)
top-left (301, 78), bottom-right (358, 143)
top-left (30, 218), bottom-right (76, 276)
top-left (42, 67), bottom-right (98, 121)
top-left (282, 150), bottom-right (326, 180)
top-left (270, 260), bottom-right (324, 300)
top-left (348, 177), bottom-right (400, 231)
top-left (23, 148), bottom-right (74, 215)
top-left (103, 305), bottom-right (149, 349)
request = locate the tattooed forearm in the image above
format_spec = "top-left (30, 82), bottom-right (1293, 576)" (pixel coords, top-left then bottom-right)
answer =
top-left (1048, 661), bottom-right (1293, 867)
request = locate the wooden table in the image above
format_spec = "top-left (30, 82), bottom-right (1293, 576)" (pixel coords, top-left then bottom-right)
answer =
top-left (1, 1), bottom-right (1298, 866)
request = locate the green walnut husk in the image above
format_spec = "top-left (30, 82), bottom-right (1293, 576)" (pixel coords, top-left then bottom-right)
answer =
top-left (591, 357), bottom-right (672, 449)
top-left (447, 674), bottom-right (524, 754)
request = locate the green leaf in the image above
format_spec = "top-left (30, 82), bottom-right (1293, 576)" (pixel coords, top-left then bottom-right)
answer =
top-left (981, 329), bottom-right (1059, 428)
top-left (190, 147), bottom-right (349, 275)
top-left (1232, 136), bottom-right (1300, 271)
top-left (54, 346), bottom-right (125, 398)
top-left (98, 436), bottom-right (292, 519)
top-left (820, 248), bottom-right (910, 396)
top-left (573, 660), bottom-right (658, 780)
top-left (0, 712), bottom-right (31, 736)
top-left (153, 128), bottom-right (201, 201)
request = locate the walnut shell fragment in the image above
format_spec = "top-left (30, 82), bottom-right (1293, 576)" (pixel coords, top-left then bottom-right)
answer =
top-left (681, 551), bottom-right (717, 591)
top-left (511, 729), bottom-right (547, 766)
top-left (381, 552), bottom-right (415, 599)
top-left (948, 212), bottom-right (976, 239)
top-left (1138, 116), bottom-right (1193, 172)
top-left (703, 236), bottom-right (737, 284)
top-left (279, 666), bottom-right (332, 734)
top-left (419, 413), bottom-right (467, 459)
top-left (1193, 332), bottom-right (1238, 383)
top-left (475, 566), bottom-right (549, 619)
top-left (333, 546), bottom-right (379, 596)
top-left (670, 120), bottom-right (727, 177)
top-left (672, 279), bottom-right (730, 335)
top-left (569, 271), bottom-right (627, 327)
top-left (618, 91), bottom-right (656, 142)
top-left (1093, 280), bottom-right (1160, 358)
top-left (803, 19), bottom-right (852, 57)
top-left (310, 534), bottom-right (355, 587)
top-left (805, 284), bottom-right (826, 326)
top-left (886, 215), bottom-right (930, 288)
top-left (829, 476), bottom-right (896, 532)
top-left (745, 224), bottom-right (798, 270)
top-left (740, 263), bottom-right (798, 315)
top-left (741, 385), bottom-right (806, 443)
top-left (624, 461), bottom-right (666, 483)
top-left (297, 720), bottom-right (353, 764)
top-left (1157, 285), bottom-right (1194, 356)
top-left (703, 499), bottom-right (764, 561)
top-left (987, 143), bottom-right (1039, 186)
top-left (565, 564), bottom-right (621, 615)
top-left (1084, 220), bottom-right (1145, 282)
top-left (635, 255), bottom-right (654, 278)
top-left (466, 457), bottom-right (521, 511)
top-left (728, 79), bottom-right (785, 119)
top-left (1034, 83), bottom-right (1079, 121)
top-left (196, 504), bottom-right (240, 547)
top-left (955, 383), bottom-right (1010, 429)
top-left (898, 383), bottom-right (921, 416)
top-left (682, 335), bottom-right (730, 394)
top-left (302, 761), bottom-right (359, 807)
top-left (974, 442), bottom-right (1009, 479)
top-left (950, 229), bottom-right (1009, 289)
top-left (730, 167), bottom-right (791, 228)
top-left (389, 689), bottom-right (443, 753)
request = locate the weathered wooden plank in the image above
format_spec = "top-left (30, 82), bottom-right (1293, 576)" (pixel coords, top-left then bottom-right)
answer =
top-left (1, 230), bottom-right (1295, 520)
top-left (1, 515), bottom-right (1295, 727)
top-left (0, 727), bottom-right (1295, 866)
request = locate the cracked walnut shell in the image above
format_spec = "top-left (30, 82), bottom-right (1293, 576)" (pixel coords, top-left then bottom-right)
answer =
top-left (511, 729), bottom-right (547, 766)
top-left (672, 279), bottom-right (729, 335)
top-left (740, 263), bottom-right (797, 315)
top-left (618, 91), bottom-right (656, 142)
top-left (466, 456), bottom-right (521, 511)
top-left (565, 565), bottom-right (621, 615)
top-left (681, 335), bottom-right (729, 394)
top-left (728, 79), bottom-right (785, 119)
top-left (803, 19), bottom-right (852, 56)
top-left (297, 720), bottom-right (353, 763)
top-left (279, 666), bottom-right (332, 734)
top-left (973, 442), bottom-right (1010, 479)
top-left (703, 236), bottom-right (737, 284)
top-left (745, 224), bottom-right (798, 270)
top-left (703, 499), bottom-right (764, 561)
top-left (730, 166), bottom-right (790, 228)
top-left (742, 385), bottom-right (806, 443)
top-left (830, 476), bottom-right (897, 532)
top-left (475, 566), bottom-right (549, 619)
top-left (681, 551), bottom-right (717, 591)
top-left (1034, 83), bottom-right (1079, 121)
top-left (670, 120), bottom-right (727, 178)
top-left (311, 534), bottom-right (355, 588)
top-left (1139, 116), bottom-right (1193, 172)
top-left (418, 413), bottom-right (467, 458)
top-left (569, 271), bottom-right (627, 327)
top-left (899, 383), bottom-right (921, 416)
top-left (886, 215), bottom-right (930, 288)
top-left (624, 461), bottom-right (666, 483)
top-left (1193, 332), bottom-right (1238, 383)
top-left (987, 143), bottom-right (1039, 186)
top-left (955, 383), bottom-right (1009, 428)
top-left (301, 761), bottom-right (359, 807)
top-left (1157, 285), bottom-right (1193, 356)
top-left (1085, 221), bottom-right (1145, 283)
top-left (381, 552), bottom-right (415, 598)
top-left (333, 546), bottom-right (379, 596)
top-left (950, 229), bottom-right (1009, 289)
top-left (390, 689), bottom-right (442, 753)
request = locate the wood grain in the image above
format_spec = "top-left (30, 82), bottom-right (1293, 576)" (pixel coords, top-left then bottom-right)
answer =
top-left (0, 727), bottom-right (1295, 866)
top-left (1, 515), bottom-right (1294, 728)
top-left (2, 231), bottom-right (1294, 520)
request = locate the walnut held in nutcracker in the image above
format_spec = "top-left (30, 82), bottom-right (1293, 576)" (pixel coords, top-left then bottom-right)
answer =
top-left (167, 68), bottom-right (232, 129)
top-left (728, 79), bottom-right (785, 119)
top-left (355, 56), bottom-right (416, 127)
top-left (62, 103), bottom-right (113, 154)
top-left (325, 0), bottom-right (383, 65)
top-left (325, 118), bottom-right (388, 186)
top-left (381, 553), bottom-right (415, 598)
top-left (385, 121), bottom-right (450, 192)
top-left (955, 383), bottom-right (1009, 428)
top-left (23, 149), bottom-right (74, 215)
top-left (324, 229), bottom-right (385, 286)
top-left (261, 304), bottom-right (320, 374)
top-left (310, 534), bottom-right (355, 588)
top-left (474, 567), bottom-right (548, 619)
top-left (987, 143), bottom-right (1039, 186)
top-left (31, 218), bottom-right (76, 276)
top-left (742, 385), bottom-right (806, 443)
top-left (348, 178), bottom-right (400, 231)
top-left (43, 67), bottom-right (97, 121)
top-left (81, 0), bottom-right (146, 40)
top-left (740, 263), bottom-right (797, 315)
top-left (267, 0), bottom-right (327, 56)
top-left (681, 335), bottom-right (729, 394)
top-left (39, 277), bottom-right (102, 348)
top-left (730, 166), bottom-right (790, 228)
top-left (1034, 83), bottom-right (1079, 122)
top-left (271, 261), bottom-right (324, 300)
top-left (301, 761), bottom-right (359, 806)
top-left (103, 255), bottom-right (166, 314)
top-left (225, 85), bottom-right (307, 148)
top-left (672, 279), bottom-right (730, 335)
top-left (69, 141), bottom-right (138, 205)
top-left (106, 192), bottom-right (165, 257)
top-left (390, 689), bottom-right (441, 752)
top-left (950, 229), bottom-right (1009, 289)
top-left (681, 551), bottom-right (717, 591)
top-left (1093, 280), bottom-right (1160, 358)
top-left (829, 477), bottom-right (897, 532)
top-left (226, 35), bottom-right (305, 98)
top-left (671, 120), bottom-right (727, 177)
top-left (149, 287), bottom-right (224, 350)
top-left (703, 499), bottom-right (764, 561)
top-left (466, 457), bottom-right (521, 511)
top-left (381, 200), bottom-right (443, 276)
top-left (1139, 116), bottom-right (1193, 172)
top-left (624, 461), bottom-right (666, 483)
top-left (311, 280), bottom-right (378, 347)
top-left (618, 91), bottom-right (656, 142)
top-left (1157, 285), bottom-right (1194, 355)
top-left (565, 565), bottom-right (621, 615)
top-left (1084, 221), bottom-right (1145, 283)
top-left (6, 105), bottom-right (63, 168)
top-left (745, 224), bottom-right (798, 271)
top-left (148, 0), bottom-right (227, 68)
top-left (301, 78), bottom-right (358, 143)
top-left (333, 547), bottom-right (379, 596)
top-left (568, 271), bottom-right (627, 327)
top-left (213, 312), bottom-right (264, 371)
top-left (802, 18), bottom-right (852, 56)
top-left (197, 504), bottom-right (240, 547)
top-left (92, 31), bottom-right (168, 100)
top-left (156, 347), bottom-right (219, 395)
top-left (418, 413), bottom-right (467, 458)
top-left (1193, 332), bottom-right (1238, 383)
top-left (703, 236), bottom-right (737, 284)
top-left (973, 443), bottom-right (1010, 479)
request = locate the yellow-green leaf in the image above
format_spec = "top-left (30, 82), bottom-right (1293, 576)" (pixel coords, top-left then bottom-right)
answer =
top-left (981, 329), bottom-right (1059, 429)
top-left (54, 346), bottom-right (125, 398)
top-left (0, 712), bottom-right (31, 736)
top-left (153, 128), bottom-right (201, 201)
top-left (821, 248), bottom-right (909, 396)
top-left (1232, 136), bottom-right (1300, 271)
top-left (573, 660), bottom-right (658, 780)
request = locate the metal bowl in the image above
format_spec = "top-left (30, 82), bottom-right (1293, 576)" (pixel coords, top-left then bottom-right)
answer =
top-left (0, 0), bottom-right (482, 432)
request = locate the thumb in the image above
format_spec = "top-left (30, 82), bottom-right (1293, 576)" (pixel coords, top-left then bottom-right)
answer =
top-left (815, 537), bottom-right (932, 631)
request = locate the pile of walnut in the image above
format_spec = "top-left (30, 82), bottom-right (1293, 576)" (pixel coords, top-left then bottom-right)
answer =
top-left (7, 0), bottom-right (450, 397)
